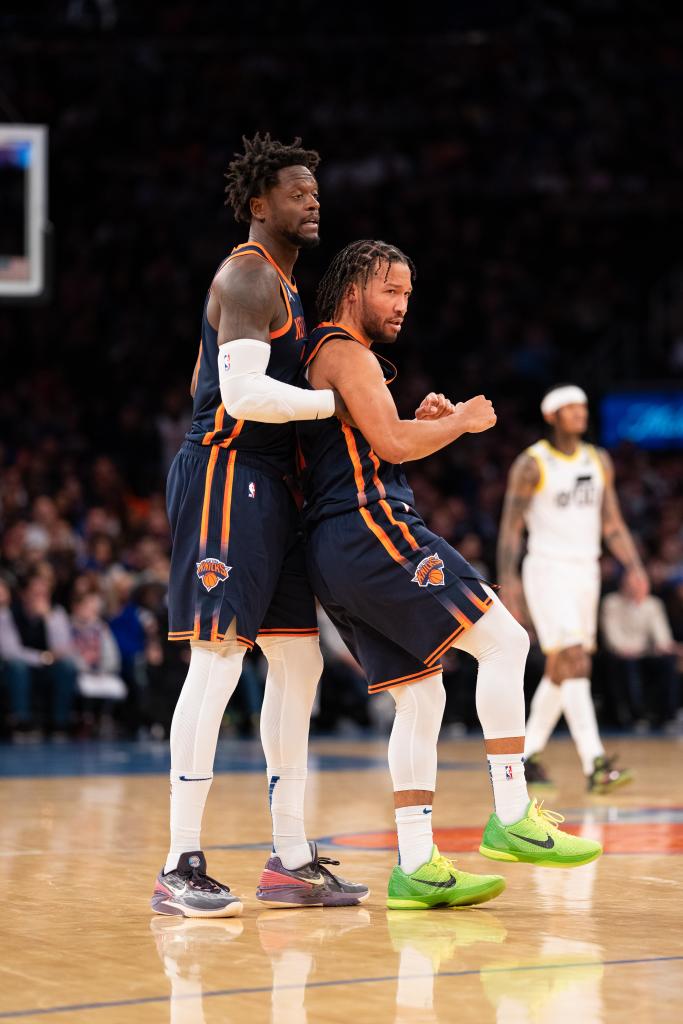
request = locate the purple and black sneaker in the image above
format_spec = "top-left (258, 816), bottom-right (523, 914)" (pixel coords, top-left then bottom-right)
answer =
top-left (151, 851), bottom-right (243, 918)
top-left (256, 841), bottom-right (369, 909)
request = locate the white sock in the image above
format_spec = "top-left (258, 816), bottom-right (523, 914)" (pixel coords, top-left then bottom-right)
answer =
top-left (560, 677), bottom-right (605, 775)
top-left (165, 638), bottom-right (244, 874)
top-left (487, 754), bottom-right (530, 825)
top-left (268, 771), bottom-right (310, 869)
top-left (395, 805), bottom-right (434, 873)
top-left (525, 676), bottom-right (563, 758)
top-left (259, 635), bottom-right (323, 871)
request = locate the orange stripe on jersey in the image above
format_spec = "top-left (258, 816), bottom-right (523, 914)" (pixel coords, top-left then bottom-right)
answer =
top-left (368, 665), bottom-right (442, 694)
top-left (304, 329), bottom-right (348, 368)
top-left (220, 417), bottom-right (244, 449)
top-left (317, 321), bottom-right (372, 348)
top-left (202, 404), bottom-right (225, 445)
top-left (359, 507), bottom-right (409, 567)
top-left (236, 241), bottom-right (298, 293)
top-left (270, 280), bottom-right (293, 340)
top-left (199, 445), bottom-right (219, 557)
top-left (368, 450), bottom-right (387, 500)
top-left (210, 450), bottom-right (237, 642)
top-left (378, 499), bottom-right (419, 551)
top-left (342, 423), bottom-right (368, 507)
top-left (222, 244), bottom-right (295, 339)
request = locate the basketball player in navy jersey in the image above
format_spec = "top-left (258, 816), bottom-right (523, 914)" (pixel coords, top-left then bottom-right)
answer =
top-left (151, 135), bottom-right (367, 917)
top-left (300, 241), bottom-right (602, 909)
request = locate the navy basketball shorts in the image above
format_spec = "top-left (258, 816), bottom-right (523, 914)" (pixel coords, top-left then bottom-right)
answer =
top-left (306, 499), bottom-right (493, 693)
top-left (166, 441), bottom-right (318, 650)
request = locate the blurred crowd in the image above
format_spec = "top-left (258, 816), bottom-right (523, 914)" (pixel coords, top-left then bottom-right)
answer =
top-left (1, 2), bottom-right (682, 740)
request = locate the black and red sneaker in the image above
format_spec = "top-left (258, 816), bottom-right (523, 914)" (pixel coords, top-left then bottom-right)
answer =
top-left (524, 754), bottom-right (555, 787)
top-left (256, 842), bottom-right (369, 909)
top-left (151, 851), bottom-right (243, 918)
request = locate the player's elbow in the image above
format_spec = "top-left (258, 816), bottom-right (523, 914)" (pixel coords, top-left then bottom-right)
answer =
top-left (372, 437), bottom-right (408, 464)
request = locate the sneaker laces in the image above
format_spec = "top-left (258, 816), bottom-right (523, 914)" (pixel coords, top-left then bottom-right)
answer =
top-left (531, 799), bottom-right (565, 831)
top-left (180, 864), bottom-right (229, 893)
top-left (433, 852), bottom-right (458, 875)
top-left (315, 855), bottom-right (342, 881)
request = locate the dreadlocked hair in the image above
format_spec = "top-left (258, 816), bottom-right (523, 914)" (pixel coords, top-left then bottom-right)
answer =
top-left (316, 239), bottom-right (416, 322)
top-left (224, 132), bottom-right (320, 224)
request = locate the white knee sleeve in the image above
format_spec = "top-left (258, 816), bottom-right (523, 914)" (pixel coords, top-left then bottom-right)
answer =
top-left (258, 635), bottom-right (323, 864)
top-left (388, 674), bottom-right (446, 792)
top-left (453, 586), bottom-right (529, 739)
top-left (170, 635), bottom-right (245, 772)
top-left (258, 635), bottom-right (323, 771)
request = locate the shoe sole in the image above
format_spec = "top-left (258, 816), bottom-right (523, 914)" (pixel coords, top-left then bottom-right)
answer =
top-left (478, 844), bottom-right (602, 868)
top-left (151, 896), bottom-right (243, 918)
top-left (386, 877), bottom-right (506, 910)
top-left (255, 889), bottom-right (370, 909)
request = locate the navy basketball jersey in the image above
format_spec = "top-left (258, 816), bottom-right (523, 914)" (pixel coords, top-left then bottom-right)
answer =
top-left (299, 323), bottom-right (414, 523)
top-left (186, 241), bottom-right (308, 476)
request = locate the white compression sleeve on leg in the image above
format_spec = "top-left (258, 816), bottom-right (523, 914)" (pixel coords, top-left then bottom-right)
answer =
top-left (259, 634), bottom-right (323, 870)
top-left (219, 338), bottom-right (335, 423)
top-left (453, 587), bottom-right (530, 739)
top-left (387, 674), bottom-right (446, 792)
top-left (165, 634), bottom-right (245, 873)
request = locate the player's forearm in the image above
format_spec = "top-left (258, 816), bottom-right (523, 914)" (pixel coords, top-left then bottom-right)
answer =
top-left (497, 524), bottom-right (524, 583)
top-left (375, 412), bottom-right (469, 463)
top-left (220, 339), bottom-right (335, 423)
top-left (603, 518), bottom-right (644, 572)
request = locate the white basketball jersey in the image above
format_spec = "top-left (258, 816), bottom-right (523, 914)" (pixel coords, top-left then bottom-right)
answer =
top-left (524, 440), bottom-right (605, 562)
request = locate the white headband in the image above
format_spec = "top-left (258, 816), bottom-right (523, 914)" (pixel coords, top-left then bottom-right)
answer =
top-left (541, 385), bottom-right (588, 416)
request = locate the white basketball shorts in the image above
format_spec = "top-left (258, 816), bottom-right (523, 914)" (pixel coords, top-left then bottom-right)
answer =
top-left (522, 555), bottom-right (600, 654)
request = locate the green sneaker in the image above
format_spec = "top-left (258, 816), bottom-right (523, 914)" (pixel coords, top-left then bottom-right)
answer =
top-left (386, 845), bottom-right (506, 910)
top-left (587, 754), bottom-right (633, 794)
top-left (479, 799), bottom-right (602, 868)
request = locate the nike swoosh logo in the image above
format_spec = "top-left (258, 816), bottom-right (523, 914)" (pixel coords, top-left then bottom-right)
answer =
top-left (423, 808), bottom-right (432, 815)
top-left (508, 831), bottom-right (555, 849)
top-left (179, 775), bottom-right (213, 782)
top-left (303, 873), bottom-right (325, 885)
top-left (420, 876), bottom-right (457, 889)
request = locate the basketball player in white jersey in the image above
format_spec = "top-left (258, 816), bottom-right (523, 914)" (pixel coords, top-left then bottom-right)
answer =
top-left (497, 384), bottom-right (647, 791)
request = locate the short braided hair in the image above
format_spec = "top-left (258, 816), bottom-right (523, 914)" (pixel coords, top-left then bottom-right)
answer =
top-left (224, 132), bottom-right (320, 224)
top-left (316, 240), bottom-right (416, 322)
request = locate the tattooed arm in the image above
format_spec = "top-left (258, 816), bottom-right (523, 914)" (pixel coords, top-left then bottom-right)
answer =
top-left (598, 449), bottom-right (649, 601)
top-left (496, 453), bottom-right (539, 624)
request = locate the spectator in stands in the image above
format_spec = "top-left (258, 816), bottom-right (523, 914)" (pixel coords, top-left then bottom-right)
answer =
top-left (601, 573), bottom-right (681, 731)
top-left (0, 573), bottom-right (77, 740)
top-left (71, 590), bottom-right (127, 737)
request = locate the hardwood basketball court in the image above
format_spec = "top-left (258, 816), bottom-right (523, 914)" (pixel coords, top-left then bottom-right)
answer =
top-left (1, 735), bottom-right (681, 1023)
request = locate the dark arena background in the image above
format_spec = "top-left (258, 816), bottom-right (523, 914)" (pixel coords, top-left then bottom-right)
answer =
top-left (1, 3), bottom-right (682, 1022)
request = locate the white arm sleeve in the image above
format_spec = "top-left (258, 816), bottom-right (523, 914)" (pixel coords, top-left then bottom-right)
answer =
top-left (219, 338), bottom-right (335, 423)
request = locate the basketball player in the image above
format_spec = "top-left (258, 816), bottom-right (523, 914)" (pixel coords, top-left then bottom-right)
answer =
top-left (151, 134), bottom-right (367, 917)
top-left (498, 384), bottom-right (643, 791)
top-left (299, 241), bottom-right (601, 911)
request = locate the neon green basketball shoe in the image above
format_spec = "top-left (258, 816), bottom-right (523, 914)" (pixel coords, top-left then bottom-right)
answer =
top-left (387, 845), bottom-right (506, 910)
top-left (479, 799), bottom-right (602, 868)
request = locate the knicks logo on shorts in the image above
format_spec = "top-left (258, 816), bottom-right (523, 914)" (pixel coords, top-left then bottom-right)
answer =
top-left (412, 554), bottom-right (445, 588)
top-left (196, 558), bottom-right (232, 592)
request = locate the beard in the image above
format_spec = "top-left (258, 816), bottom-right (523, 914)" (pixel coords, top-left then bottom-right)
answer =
top-left (362, 308), bottom-right (399, 345)
top-left (282, 227), bottom-right (320, 250)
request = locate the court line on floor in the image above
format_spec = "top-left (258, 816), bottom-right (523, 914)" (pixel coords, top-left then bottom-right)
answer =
top-left (1, 954), bottom-right (680, 1019)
